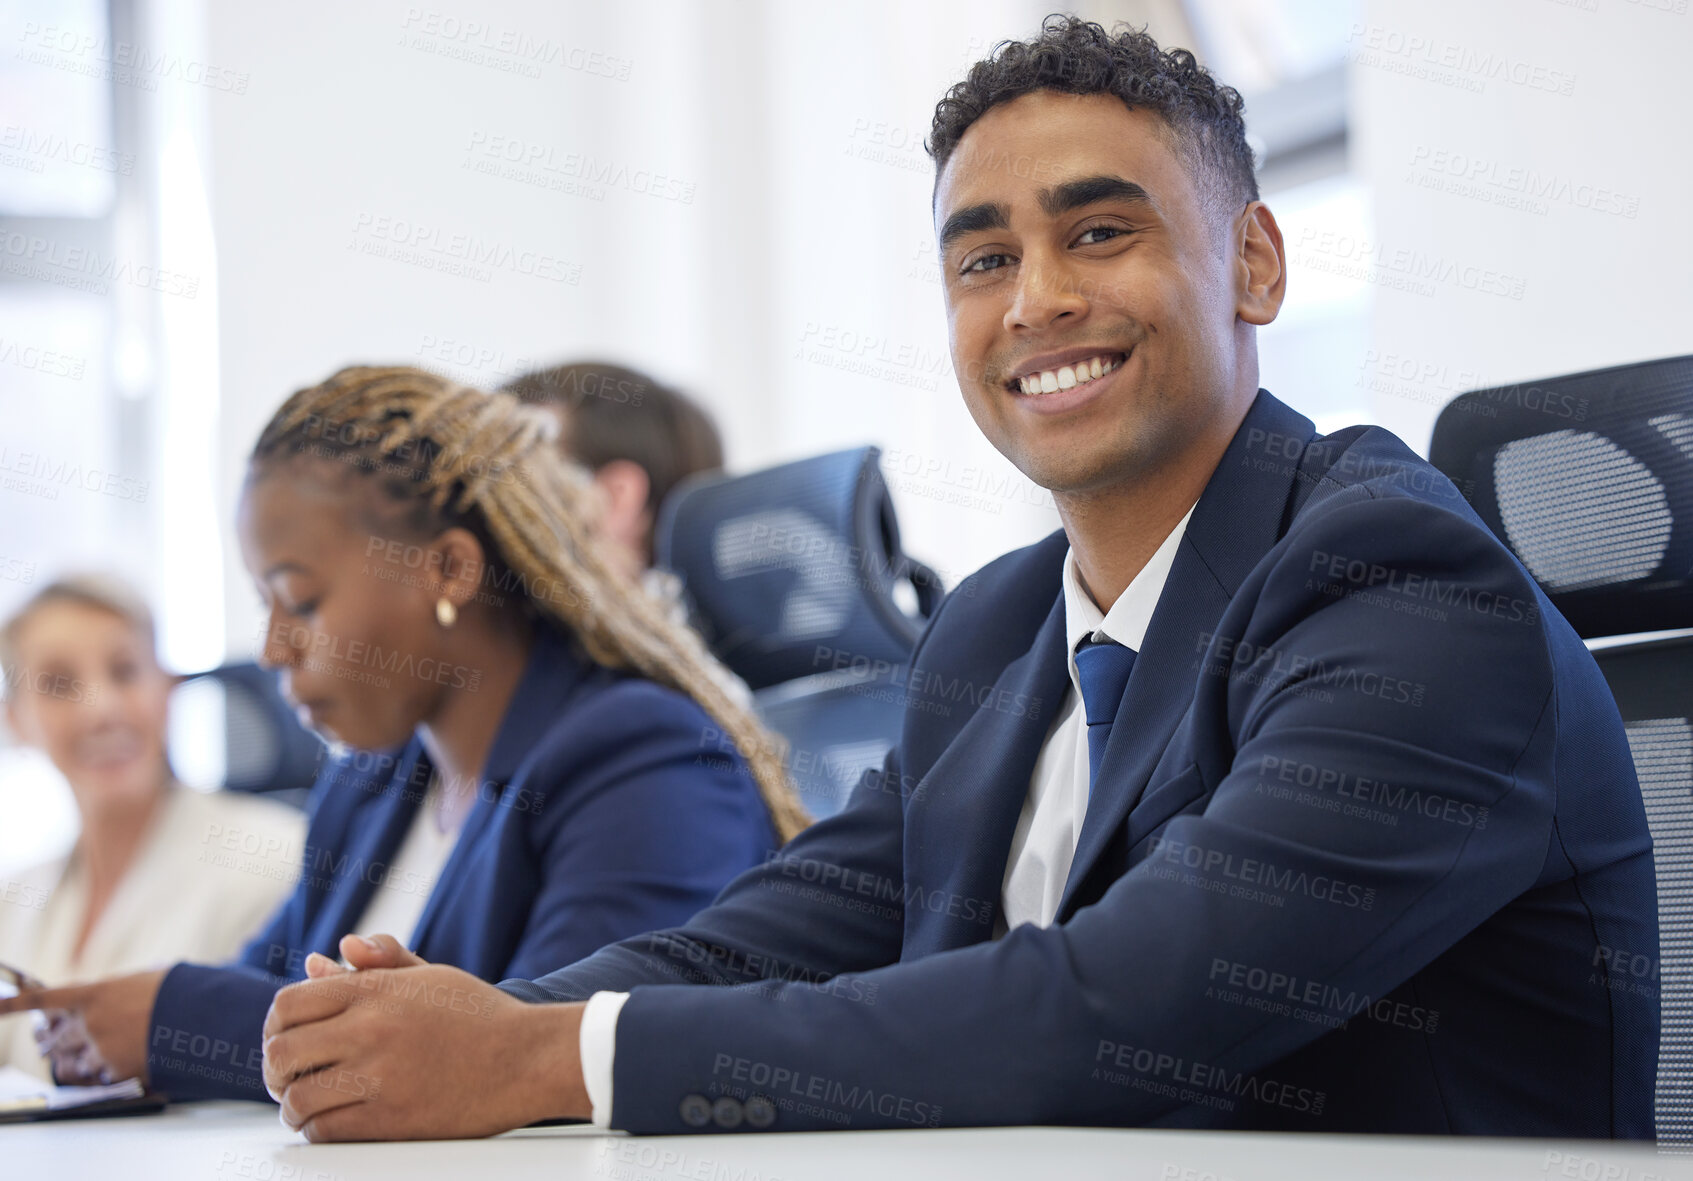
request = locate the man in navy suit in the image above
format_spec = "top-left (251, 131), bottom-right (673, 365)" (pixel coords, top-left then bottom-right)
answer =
top-left (261, 16), bottom-right (1657, 1140)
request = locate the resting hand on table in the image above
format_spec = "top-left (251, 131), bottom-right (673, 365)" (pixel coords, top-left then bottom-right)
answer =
top-left (0, 967), bottom-right (167, 1085)
top-left (263, 933), bottom-right (591, 1142)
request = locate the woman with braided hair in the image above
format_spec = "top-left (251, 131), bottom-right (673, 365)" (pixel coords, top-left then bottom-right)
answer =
top-left (0, 365), bottom-right (806, 1101)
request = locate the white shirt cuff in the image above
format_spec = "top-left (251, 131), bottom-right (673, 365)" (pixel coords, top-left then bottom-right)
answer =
top-left (579, 991), bottom-right (630, 1128)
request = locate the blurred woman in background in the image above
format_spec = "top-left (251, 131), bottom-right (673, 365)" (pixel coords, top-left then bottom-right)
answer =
top-left (0, 365), bottom-right (806, 1099)
top-left (0, 575), bottom-right (304, 1079)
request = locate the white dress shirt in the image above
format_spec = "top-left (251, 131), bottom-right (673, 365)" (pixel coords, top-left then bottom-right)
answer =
top-left (346, 777), bottom-right (464, 950)
top-left (578, 506), bottom-right (1197, 1126)
top-left (0, 786), bottom-right (305, 1079)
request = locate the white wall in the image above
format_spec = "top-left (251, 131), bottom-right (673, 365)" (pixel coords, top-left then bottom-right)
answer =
top-left (202, 0), bottom-right (1081, 655)
top-left (1349, 0), bottom-right (1693, 451)
top-left (200, 0), bottom-right (1693, 659)
top-left (8, 0), bottom-right (1681, 870)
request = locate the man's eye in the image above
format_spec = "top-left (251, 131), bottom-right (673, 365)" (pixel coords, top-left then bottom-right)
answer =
top-left (284, 599), bottom-right (320, 618)
top-left (963, 252), bottom-right (1013, 275)
top-left (1075, 225), bottom-right (1124, 246)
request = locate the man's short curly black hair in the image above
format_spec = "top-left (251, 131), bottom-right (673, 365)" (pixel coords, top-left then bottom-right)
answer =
top-left (928, 15), bottom-right (1257, 218)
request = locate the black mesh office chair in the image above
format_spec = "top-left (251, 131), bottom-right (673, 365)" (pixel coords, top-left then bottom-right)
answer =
top-left (169, 663), bottom-right (326, 810)
top-left (656, 446), bottom-right (943, 817)
top-left (1429, 354), bottom-right (1693, 1146)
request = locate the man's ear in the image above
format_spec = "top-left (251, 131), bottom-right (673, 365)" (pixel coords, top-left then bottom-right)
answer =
top-left (1235, 201), bottom-right (1287, 327)
top-left (591, 460), bottom-right (654, 565)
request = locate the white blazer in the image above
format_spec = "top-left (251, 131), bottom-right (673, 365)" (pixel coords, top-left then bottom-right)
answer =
top-left (0, 785), bottom-right (305, 1079)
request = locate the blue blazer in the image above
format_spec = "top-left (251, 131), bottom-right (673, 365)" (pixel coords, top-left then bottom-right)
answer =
top-left (149, 623), bottom-right (777, 1100)
top-left (508, 390), bottom-right (1658, 1138)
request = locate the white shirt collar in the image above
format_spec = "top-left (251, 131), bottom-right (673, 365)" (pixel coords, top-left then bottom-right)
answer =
top-left (1061, 502), bottom-right (1197, 686)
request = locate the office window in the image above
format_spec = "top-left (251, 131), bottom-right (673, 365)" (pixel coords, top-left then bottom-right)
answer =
top-left (1184, 0), bottom-right (1371, 432)
top-left (0, 0), bottom-right (225, 871)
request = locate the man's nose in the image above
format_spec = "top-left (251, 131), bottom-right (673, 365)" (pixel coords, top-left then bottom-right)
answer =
top-left (1004, 259), bottom-right (1088, 332)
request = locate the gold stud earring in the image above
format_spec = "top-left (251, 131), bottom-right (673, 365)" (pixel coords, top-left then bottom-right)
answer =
top-left (435, 597), bottom-right (457, 628)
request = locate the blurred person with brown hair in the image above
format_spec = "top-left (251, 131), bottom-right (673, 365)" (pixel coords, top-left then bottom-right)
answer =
top-left (502, 362), bottom-right (752, 705)
top-left (500, 361), bottom-right (724, 584)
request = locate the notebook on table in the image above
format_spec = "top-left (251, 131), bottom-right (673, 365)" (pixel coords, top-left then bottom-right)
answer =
top-left (0, 1065), bottom-right (166, 1123)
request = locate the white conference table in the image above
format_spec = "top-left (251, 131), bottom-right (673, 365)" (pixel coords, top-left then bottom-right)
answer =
top-left (5, 1103), bottom-right (1689, 1181)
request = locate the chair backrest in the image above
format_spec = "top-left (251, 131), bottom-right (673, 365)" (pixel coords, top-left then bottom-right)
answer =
top-left (1426, 355), bottom-right (1693, 639)
top-left (1592, 636), bottom-right (1693, 1148)
top-left (655, 446), bottom-right (941, 816)
top-left (1430, 357), bottom-right (1693, 1145)
top-left (169, 662), bottom-right (324, 808)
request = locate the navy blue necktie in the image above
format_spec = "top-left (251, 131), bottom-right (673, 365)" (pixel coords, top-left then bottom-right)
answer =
top-left (1074, 638), bottom-right (1137, 794)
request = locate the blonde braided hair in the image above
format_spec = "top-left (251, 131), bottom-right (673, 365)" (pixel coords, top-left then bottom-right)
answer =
top-left (251, 365), bottom-right (810, 842)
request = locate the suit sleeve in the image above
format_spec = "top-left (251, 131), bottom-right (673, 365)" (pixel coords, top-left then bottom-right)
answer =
top-left (146, 962), bottom-right (283, 1100)
top-left (500, 747), bottom-right (914, 1002)
top-left (495, 590), bottom-right (968, 1005)
top-left (146, 785), bottom-right (333, 1100)
top-left (589, 494), bottom-right (1564, 1132)
top-left (494, 684), bottom-right (780, 982)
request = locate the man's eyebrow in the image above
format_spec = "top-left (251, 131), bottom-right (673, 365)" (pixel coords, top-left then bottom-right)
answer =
top-left (1039, 175), bottom-right (1154, 217)
top-left (937, 201), bottom-right (1010, 253)
top-left (937, 178), bottom-right (1156, 253)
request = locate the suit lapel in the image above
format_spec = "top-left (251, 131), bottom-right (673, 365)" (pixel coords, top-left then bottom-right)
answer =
top-left (409, 624), bottom-right (592, 954)
top-left (1055, 390), bottom-right (1318, 918)
top-left (901, 592), bottom-right (1070, 958)
top-left (311, 741), bottom-right (430, 949)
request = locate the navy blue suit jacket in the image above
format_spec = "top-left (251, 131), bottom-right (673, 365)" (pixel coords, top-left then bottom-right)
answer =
top-left (507, 391), bottom-right (1658, 1137)
top-left (149, 624), bottom-right (776, 1100)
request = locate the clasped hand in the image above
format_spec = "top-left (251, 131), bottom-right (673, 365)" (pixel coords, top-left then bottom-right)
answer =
top-left (260, 934), bottom-right (590, 1141)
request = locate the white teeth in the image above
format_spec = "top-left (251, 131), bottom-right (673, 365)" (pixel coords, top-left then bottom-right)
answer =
top-left (1015, 354), bottom-right (1121, 396)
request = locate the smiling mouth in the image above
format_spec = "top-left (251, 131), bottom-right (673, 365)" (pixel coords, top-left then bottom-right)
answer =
top-left (1005, 350), bottom-right (1128, 396)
